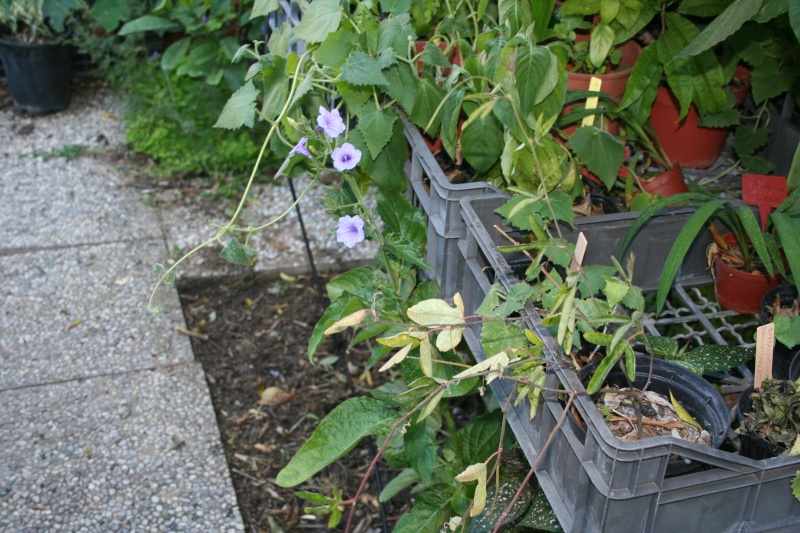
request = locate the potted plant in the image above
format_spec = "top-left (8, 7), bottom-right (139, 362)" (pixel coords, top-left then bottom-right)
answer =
top-left (760, 284), bottom-right (800, 379)
top-left (618, 5), bottom-right (750, 169)
top-left (0, 0), bottom-right (84, 114)
top-left (621, 144), bottom-right (800, 314)
top-left (736, 378), bottom-right (800, 461)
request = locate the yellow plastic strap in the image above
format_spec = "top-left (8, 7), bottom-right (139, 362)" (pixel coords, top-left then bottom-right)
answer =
top-left (581, 76), bottom-right (603, 127)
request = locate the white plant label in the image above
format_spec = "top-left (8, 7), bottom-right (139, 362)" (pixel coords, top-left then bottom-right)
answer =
top-left (571, 232), bottom-right (588, 272)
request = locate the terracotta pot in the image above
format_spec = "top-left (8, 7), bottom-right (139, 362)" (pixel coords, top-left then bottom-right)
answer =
top-left (640, 165), bottom-right (688, 198)
top-left (563, 40), bottom-right (643, 135)
top-left (650, 65), bottom-right (751, 169)
top-left (713, 233), bottom-right (781, 314)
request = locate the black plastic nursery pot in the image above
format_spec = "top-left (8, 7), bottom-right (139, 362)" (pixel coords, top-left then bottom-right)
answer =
top-left (735, 386), bottom-right (793, 461)
top-left (759, 284), bottom-right (800, 379)
top-left (0, 38), bottom-right (72, 115)
top-left (577, 355), bottom-right (730, 476)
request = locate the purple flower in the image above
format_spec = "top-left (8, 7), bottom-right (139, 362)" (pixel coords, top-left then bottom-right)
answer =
top-left (289, 137), bottom-right (311, 159)
top-left (336, 215), bottom-right (365, 248)
top-left (201, 15), bottom-right (208, 23)
top-left (332, 143), bottom-right (362, 172)
top-left (149, 51), bottom-right (159, 61)
top-left (317, 106), bottom-right (346, 139)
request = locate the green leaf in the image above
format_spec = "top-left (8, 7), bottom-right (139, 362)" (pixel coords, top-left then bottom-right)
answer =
top-left (468, 473), bottom-right (534, 532)
top-left (356, 105), bottom-right (398, 159)
top-left (260, 57), bottom-right (289, 119)
top-left (678, 0), bottom-right (736, 17)
top-left (379, 14), bottom-right (416, 55)
top-left (370, 118), bottom-right (408, 192)
top-left (119, 15), bottom-right (180, 35)
top-left (589, 24), bottom-right (615, 69)
top-left (495, 284), bottom-right (538, 317)
top-left (405, 420), bottom-right (437, 483)
top-left (683, 344), bottom-right (755, 371)
top-left (457, 411), bottom-right (513, 464)
top-left (275, 397), bottom-right (396, 486)
top-left (655, 199), bottom-right (726, 313)
top-left (515, 483), bottom-right (563, 531)
top-left (736, 123), bottom-right (772, 157)
top-left (461, 108), bottom-right (503, 174)
top-left (89, 0), bottom-right (132, 32)
top-left (161, 38), bottom-right (191, 71)
top-left (384, 240), bottom-right (430, 270)
top-left (408, 77), bottom-right (445, 135)
top-left (751, 58), bottom-right (799, 104)
top-left (251, 0), bottom-right (280, 17)
top-left (515, 44), bottom-right (559, 110)
top-left (383, 64), bottom-right (420, 115)
top-left (618, 45), bottom-right (661, 111)
top-left (292, 0), bottom-right (343, 44)
top-left (379, 468), bottom-right (419, 502)
top-left (308, 296), bottom-right (365, 359)
top-left (381, 0), bottom-right (413, 14)
top-left (698, 107), bottom-right (741, 128)
top-left (268, 22), bottom-right (293, 57)
top-left (567, 127), bottom-right (625, 190)
top-left (771, 212), bottom-right (800, 286)
top-left (677, 0), bottom-right (762, 58)
top-left (441, 88), bottom-right (465, 160)
top-left (481, 321), bottom-right (527, 357)
top-left (792, 472), bottom-right (800, 501)
top-left (791, 1), bottom-right (800, 47)
top-left (421, 42), bottom-right (451, 67)
top-left (603, 277), bottom-right (630, 308)
top-left (219, 237), bottom-right (256, 265)
top-left (214, 80), bottom-right (259, 129)
top-left (393, 490), bottom-right (451, 533)
top-left (340, 51), bottom-right (390, 85)
top-left (315, 28), bottom-right (357, 68)
top-left (645, 336), bottom-right (679, 357)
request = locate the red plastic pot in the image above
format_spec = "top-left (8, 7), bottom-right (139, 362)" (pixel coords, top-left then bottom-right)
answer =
top-left (650, 66), bottom-right (751, 169)
top-left (713, 233), bottom-right (781, 314)
top-left (564, 40), bottom-right (642, 135)
top-left (640, 165), bottom-right (688, 197)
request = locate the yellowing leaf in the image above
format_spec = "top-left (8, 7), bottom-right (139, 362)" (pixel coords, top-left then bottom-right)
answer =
top-left (324, 309), bottom-right (368, 334)
top-left (64, 317), bottom-right (85, 332)
top-left (378, 343), bottom-right (414, 372)
top-left (453, 351), bottom-right (511, 383)
top-left (669, 390), bottom-right (701, 429)
top-left (420, 337), bottom-right (433, 377)
top-left (259, 386), bottom-right (296, 406)
top-left (455, 462), bottom-right (488, 517)
top-left (435, 326), bottom-right (463, 352)
top-left (407, 299), bottom-right (463, 326)
top-left (377, 331), bottom-right (425, 347)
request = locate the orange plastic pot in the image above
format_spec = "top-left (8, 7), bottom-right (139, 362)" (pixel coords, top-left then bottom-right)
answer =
top-left (713, 234), bottom-right (780, 314)
top-left (650, 66), bottom-right (751, 169)
top-left (640, 165), bottom-right (688, 197)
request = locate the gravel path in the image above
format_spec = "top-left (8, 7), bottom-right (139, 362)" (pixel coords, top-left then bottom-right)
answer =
top-left (0, 80), bottom-right (340, 532)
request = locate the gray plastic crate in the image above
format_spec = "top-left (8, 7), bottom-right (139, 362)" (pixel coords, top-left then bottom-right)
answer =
top-left (402, 117), bottom-right (501, 299)
top-left (458, 194), bottom-right (800, 533)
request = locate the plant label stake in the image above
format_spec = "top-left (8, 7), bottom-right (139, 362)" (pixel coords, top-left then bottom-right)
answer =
top-left (742, 174), bottom-right (788, 230)
top-left (571, 232), bottom-right (588, 272)
top-left (755, 323), bottom-right (776, 388)
top-left (581, 77), bottom-right (603, 127)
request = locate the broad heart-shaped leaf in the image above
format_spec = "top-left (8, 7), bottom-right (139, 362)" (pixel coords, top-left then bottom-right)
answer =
top-left (677, 0), bottom-right (761, 59)
top-left (567, 127), bottom-right (625, 190)
top-left (480, 321), bottom-right (527, 358)
top-left (382, 63), bottom-right (419, 115)
top-left (275, 397), bottom-right (396, 487)
top-left (751, 57), bottom-right (800, 104)
top-left (355, 105), bottom-right (397, 159)
top-left (118, 15), bottom-right (180, 35)
top-left (214, 80), bottom-right (259, 129)
top-left (404, 419), bottom-right (437, 483)
top-left (219, 237), bottom-right (256, 265)
top-left (684, 344), bottom-right (755, 372)
top-left (392, 490), bottom-right (451, 533)
top-left (494, 283), bottom-right (538, 317)
top-left (379, 13), bottom-right (416, 55)
top-left (461, 108), bottom-right (503, 174)
top-left (514, 482), bottom-right (563, 532)
top-left (308, 295), bottom-right (365, 359)
top-left (454, 411), bottom-right (513, 464)
top-left (292, 0), bottom-right (342, 44)
top-left (251, 0), bottom-right (280, 17)
top-left (315, 28), bottom-right (357, 68)
top-left (407, 299), bottom-right (462, 326)
top-left (340, 51), bottom-right (390, 86)
top-left (655, 198), bottom-right (726, 313)
top-left (515, 43), bottom-right (559, 110)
